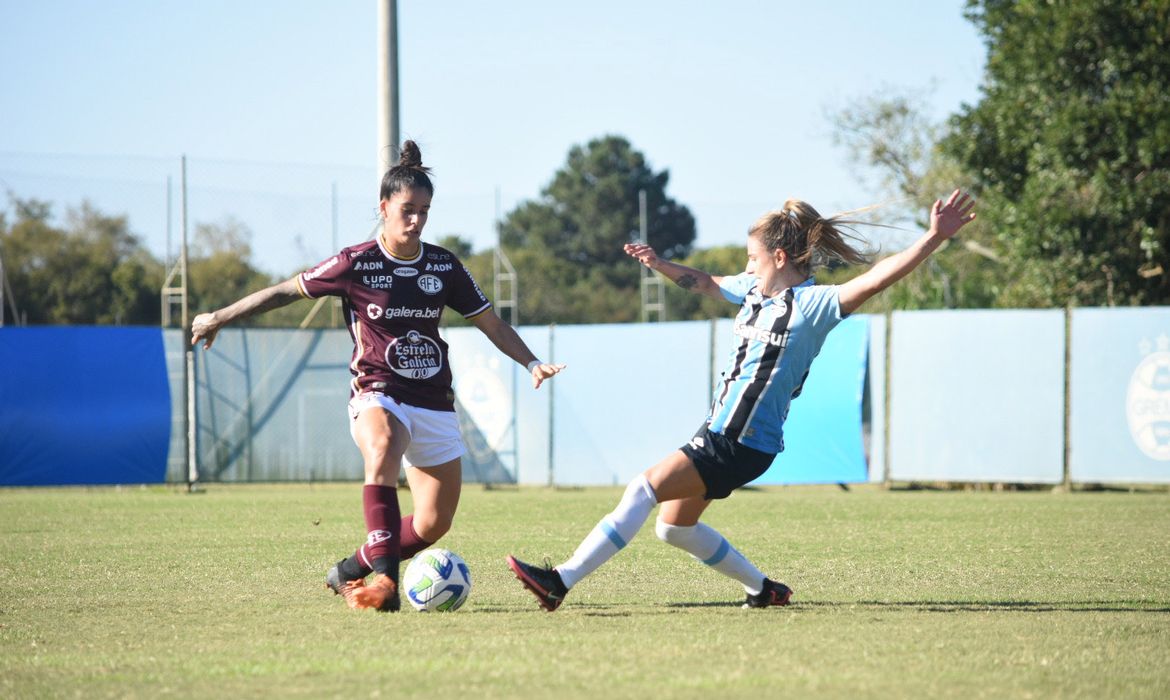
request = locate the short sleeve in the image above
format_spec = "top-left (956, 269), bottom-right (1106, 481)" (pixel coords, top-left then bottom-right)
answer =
top-left (446, 262), bottom-right (492, 318)
top-left (718, 273), bottom-right (757, 304)
top-left (795, 284), bottom-right (843, 332)
top-left (296, 253), bottom-right (349, 299)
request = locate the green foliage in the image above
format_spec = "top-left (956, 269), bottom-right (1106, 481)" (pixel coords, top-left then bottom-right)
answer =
top-left (663, 244), bottom-right (748, 320)
top-left (2, 484), bottom-right (1168, 698)
top-left (498, 135), bottom-right (696, 324)
top-left (830, 90), bottom-right (1006, 311)
top-left (0, 196), bottom-right (324, 327)
top-left (463, 246), bottom-right (642, 326)
top-left (435, 233), bottom-right (474, 260)
top-left (0, 197), bottom-right (165, 324)
top-left (187, 218), bottom-right (273, 314)
top-left (945, 0), bottom-right (1170, 306)
top-left (184, 217), bottom-right (329, 329)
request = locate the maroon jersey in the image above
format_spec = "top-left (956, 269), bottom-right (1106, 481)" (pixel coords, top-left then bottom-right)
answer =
top-left (296, 239), bottom-right (492, 411)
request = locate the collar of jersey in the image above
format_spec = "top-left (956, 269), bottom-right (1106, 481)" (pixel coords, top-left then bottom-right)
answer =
top-left (377, 238), bottom-right (424, 264)
top-left (752, 276), bottom-right (814, 305)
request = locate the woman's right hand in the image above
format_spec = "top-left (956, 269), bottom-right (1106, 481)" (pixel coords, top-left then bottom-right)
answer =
top-left (191, 312), bottom-right (222, 350)
top-left (624, 243), bottom-right (659, 270)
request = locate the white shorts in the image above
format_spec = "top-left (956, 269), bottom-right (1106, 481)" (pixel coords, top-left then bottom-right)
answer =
top-left (347, 393), bottom-right (466, 468)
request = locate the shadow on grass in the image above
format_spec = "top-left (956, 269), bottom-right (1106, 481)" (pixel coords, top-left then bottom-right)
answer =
top-left (468, 600), bottom-right (1170, 615)
top-left (665, 600), bottom-right (1170, 613)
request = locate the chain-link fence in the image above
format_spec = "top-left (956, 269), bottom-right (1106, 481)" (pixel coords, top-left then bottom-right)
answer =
top-left (0, 151), bottom-right (502, 304)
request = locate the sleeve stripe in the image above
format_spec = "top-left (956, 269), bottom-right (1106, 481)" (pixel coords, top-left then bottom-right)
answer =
top-left (463, 301), bottom-right (493, 319)
top-left (295, 275), bottom-right (316, 299)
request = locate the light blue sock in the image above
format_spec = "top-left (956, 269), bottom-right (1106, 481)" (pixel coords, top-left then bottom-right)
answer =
top-left (655, 519), bottom-right (766, 595)
top-left (557, 475), bottom-right (657, 589)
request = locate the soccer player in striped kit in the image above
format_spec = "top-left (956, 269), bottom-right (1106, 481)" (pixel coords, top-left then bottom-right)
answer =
top-left (192, 141), bottom-right (564, 612)
top-left (508, 190), bottom-right (975, 610)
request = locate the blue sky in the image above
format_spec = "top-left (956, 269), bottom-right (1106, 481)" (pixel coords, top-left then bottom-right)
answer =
top-left (1, 1), bottom-right (986, 276)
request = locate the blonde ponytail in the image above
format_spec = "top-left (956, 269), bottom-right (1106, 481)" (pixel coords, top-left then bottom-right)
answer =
top-left (749, 199), bottom-right (874, 275)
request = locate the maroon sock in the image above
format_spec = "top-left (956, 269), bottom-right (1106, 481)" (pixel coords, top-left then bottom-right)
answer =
top-left (360, 484), bottom-right (401, 579)
top-left (398, 514), bottom-right (436, 559)
top-left (351, 514), bottom-right (433, 575)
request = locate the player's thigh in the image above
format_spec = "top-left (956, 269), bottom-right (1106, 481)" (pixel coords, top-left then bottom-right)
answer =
top-left (352, 407), bottom-right (410, 482)
top-left (658, 495), bottom-right (712, 527)
top-left (405, 458), bottom-right (462, 529)
top-left (644, 450), bottom-right (707, 503)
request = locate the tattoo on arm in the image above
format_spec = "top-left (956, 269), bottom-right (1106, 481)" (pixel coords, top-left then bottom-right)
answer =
top-left (222, 279), bottom-right (301, 322)
top-left (676, 274), bottom-right (698, 290)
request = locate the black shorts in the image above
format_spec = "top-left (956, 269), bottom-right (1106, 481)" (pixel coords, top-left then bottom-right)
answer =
top-left (678, 424), bottom-right (777, 500)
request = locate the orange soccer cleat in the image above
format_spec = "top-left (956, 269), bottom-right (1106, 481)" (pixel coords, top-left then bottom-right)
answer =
top-left (349, 573), bottom-right (400, 612)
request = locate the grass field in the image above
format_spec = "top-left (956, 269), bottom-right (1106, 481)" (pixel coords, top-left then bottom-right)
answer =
top-left (2, 483), bottom-right (1168, 699)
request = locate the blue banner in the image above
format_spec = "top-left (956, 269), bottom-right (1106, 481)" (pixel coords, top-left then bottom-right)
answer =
top-left (755, 315), bottom-right (870, 485)
top-left (887, 309), bottom-right (1065, 483)
top-left (0, 327), bottom-right (171, 485)
top-left (1070, 307), bottom-right (1170, 483)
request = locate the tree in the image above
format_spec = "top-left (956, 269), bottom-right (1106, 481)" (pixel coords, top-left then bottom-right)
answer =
top-left (184, 216), bottom-right (323, 328)
top-left (435, 234), bottom-right (474, 260)
top-left (944, 0), bottom-right (1170, 306)
top-left (499, 135), bottom-right (697, 323)
top-left (830, 89), bottom-right (1005, 311)
top-left (663, 244), bottom-right (748, 321)
top-left (0, 196), bottom-right (164, 324)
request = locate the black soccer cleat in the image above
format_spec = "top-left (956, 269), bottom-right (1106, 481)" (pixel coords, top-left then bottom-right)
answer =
top-left (325, 563), bottom-right (346, 595)
top-left (506, 555), bottom-right (569, 612)
top-left (325, 563), bottom-right (373, 610)
top-left (743, 578), bottom-right (793, 609)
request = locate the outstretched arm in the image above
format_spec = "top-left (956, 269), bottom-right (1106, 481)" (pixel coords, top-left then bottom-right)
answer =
top-left (623, 243), bottom-right (725, 300)
top-left (837, 190), bottom-right (976, 316)
top-left (190, 277), bottom-right (303, 349)
top-left (469, 309), bottom-right (565, 389)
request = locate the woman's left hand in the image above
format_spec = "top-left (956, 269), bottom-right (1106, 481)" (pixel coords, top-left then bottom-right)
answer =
top-left (930, 189), bottom-right (977, 241)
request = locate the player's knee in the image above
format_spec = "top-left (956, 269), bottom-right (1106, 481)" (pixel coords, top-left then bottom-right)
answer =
top-left (416, 511), bottom-right (454, 540)
top-left (424, 523), bottom-right (451, 542)
top-left (655, 518), bottom-right (695, 546)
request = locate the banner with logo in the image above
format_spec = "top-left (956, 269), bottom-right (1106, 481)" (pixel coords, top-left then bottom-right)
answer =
top-left (1070, 307), bottom-right (1170, 482)
top-left (445, 324), bottom-right (549, 484)
top-left (0, 327), bottom-right (171, 485)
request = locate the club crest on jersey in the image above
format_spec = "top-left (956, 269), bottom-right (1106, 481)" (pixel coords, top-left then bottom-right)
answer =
top-left (387, 330), bottom-right (443, 379)
top-left (418, 274), bottom-right (443, 295)
top-left (367, 303), bottom-right (384, 320)
top-left (393, 267), bottom-right (419, 277)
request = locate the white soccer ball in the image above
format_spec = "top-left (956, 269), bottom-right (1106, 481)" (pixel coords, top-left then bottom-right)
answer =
top-left (402, 548), bottom-right (472, 612)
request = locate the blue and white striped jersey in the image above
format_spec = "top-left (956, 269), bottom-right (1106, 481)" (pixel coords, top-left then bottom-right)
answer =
top-left (707, 273), bottom-right (844, 453)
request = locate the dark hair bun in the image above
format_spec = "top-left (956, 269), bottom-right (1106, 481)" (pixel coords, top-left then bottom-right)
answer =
top-left (379, 139), bottom-right (434, 200)
top-left (399, 140), bottom-right (423, 168)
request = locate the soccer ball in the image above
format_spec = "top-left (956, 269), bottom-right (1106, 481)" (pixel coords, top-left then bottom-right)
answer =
top-left (402, 548), bottom-right (471, 612)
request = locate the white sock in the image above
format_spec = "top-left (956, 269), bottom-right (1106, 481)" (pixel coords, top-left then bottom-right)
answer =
top-left (557, 475), bottom-right (657, 589)
top-left (655, 519), bottom-right (766, 595)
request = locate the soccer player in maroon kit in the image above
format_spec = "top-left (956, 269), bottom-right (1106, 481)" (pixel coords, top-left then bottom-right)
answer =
top-left (191, 141), bottom-right (564, 612)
